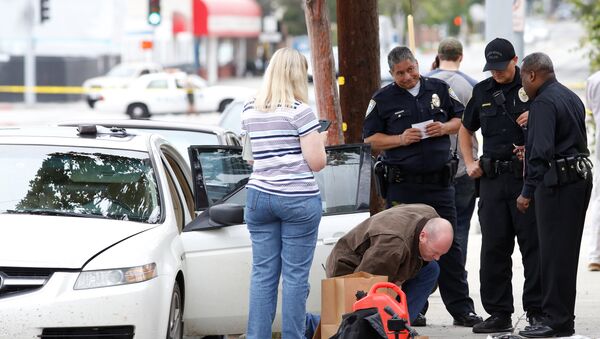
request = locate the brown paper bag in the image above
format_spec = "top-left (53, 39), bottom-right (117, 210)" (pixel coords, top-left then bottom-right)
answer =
top-left (320, 272), bottom-right (388, 339)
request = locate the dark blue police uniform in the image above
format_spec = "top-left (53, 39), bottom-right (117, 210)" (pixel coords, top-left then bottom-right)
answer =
top-left (363, 76), bottom-right (478, 319)
top-left (521, 78), bottom-right (592, 334)
top-left (462, 67), bottom-right (542, 319)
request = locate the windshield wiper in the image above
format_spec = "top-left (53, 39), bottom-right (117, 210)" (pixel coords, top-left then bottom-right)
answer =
top-left (4, 209), bottom-right (110, 219)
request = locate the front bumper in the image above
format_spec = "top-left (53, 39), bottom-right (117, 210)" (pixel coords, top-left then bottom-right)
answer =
top-left (0, 272), bottom-right (172, 339)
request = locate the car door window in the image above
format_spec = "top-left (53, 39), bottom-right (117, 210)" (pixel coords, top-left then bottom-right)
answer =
top-left (147, 79), bottom-right (168, 89)
top-left (188, 144), bottom-right (371, 215)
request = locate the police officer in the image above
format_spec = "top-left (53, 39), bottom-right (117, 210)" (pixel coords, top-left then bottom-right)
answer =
top-left (363, 46), bottom-right (482, 327)
top-left (458, 38), bottom-right (543, 334)
top-left (517, 52), bottom-right (593, 338)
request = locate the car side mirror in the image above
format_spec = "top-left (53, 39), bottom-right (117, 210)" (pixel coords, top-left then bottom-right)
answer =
top-left (209, 203), bottom-right (244, 226)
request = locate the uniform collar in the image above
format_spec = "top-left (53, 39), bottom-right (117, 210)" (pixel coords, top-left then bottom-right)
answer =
top-left (536, 77), bottom-right (558, 96)
top-left (484, 65), bottom-right (522, 92)
top-left (394, 77), bottom-right (436, 97)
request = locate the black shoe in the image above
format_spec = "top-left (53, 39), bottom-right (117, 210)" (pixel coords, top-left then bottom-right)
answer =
top-left (472, 314), bottom-right (513, 333)
top-left (412, 313), bottom-right (426, 327)
top-left (452, 312), bottom-right (483, 327)
top-left (524, 313), bottom-right (545, 330)
top-left (519, 325), bottom-right (574, 338)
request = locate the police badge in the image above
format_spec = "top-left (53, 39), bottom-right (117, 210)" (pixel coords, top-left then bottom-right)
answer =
top-left (365, 99), bottom-right (376, 117)
top-left (431, 93), bottom-right (440, 109)
top-left (518, 87), bottom-right (529, 102)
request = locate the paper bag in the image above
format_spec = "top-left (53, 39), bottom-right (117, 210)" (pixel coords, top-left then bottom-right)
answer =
top-left (320, 272), bottom-right (388, 339)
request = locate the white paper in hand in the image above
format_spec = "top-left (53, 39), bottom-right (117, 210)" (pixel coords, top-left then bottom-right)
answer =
top-left (411, 119), bottom-right (433, 139)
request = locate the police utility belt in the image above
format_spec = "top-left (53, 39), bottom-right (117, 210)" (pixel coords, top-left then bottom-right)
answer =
top-left (480, 156), bottom-right (524, 179)
top-left (544, 155), bottom-right (593, 187)
top-left (378, 160), bottom-right (457, 186)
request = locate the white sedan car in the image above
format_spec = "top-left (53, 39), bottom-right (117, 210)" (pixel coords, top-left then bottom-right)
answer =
top-left (94, 72), bottom-right (255, 118)
top-left (0, 125), bottom-right (372, 338)
top-left (82, 62), bottom-right (163, 108)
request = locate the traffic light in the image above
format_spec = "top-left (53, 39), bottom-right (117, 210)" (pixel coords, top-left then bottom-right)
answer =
top-left (40, 0), bottom-right (50, 23)
top-left (453, 16), bottom-right (462, 27)
top-left (148, 0), bottom-right (161, 26)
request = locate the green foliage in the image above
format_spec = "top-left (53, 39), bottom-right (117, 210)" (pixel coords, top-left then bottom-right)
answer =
top-left (568, 0), bottom-right (600, 71)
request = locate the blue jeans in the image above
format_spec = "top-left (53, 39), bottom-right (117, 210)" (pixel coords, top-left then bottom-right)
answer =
top-left (245, 188), bottom-right (322, 339)
top-left (402, 261), bottom-right (440, 323)
top-left (454, 174), bottom-right (477, 265)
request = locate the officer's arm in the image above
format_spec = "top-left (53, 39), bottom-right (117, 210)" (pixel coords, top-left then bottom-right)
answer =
top-left (458, 125), bottom-right (475, 164)
top-left (364, 129), bottom-right (421, 151)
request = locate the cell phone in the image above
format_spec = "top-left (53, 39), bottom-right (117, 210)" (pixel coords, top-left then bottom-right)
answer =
top-left (318, 119), bottom-right (332, 132)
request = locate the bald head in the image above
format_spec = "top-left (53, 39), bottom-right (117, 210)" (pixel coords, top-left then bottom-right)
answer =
top-left (419, 218), bottom-right (453, 261)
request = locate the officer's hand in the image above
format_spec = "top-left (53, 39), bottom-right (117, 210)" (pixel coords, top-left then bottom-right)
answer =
top-left (516, 195), bottom-right (530, 213)
top-left (466, 160), bottom-right (483, 178)
top-left (513, 144), bottom-right (525, 161)
top-left (400, 128), bottom-right (422, 146)
top-left (516, 111), bottom-right (529, 128)
top-left (425, 121), bottom-right (446, 138)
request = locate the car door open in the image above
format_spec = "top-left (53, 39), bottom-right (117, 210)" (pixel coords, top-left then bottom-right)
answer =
top-left (181, 143), bottom-right (372, 336)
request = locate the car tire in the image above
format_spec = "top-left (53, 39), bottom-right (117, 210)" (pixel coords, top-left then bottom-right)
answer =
top-left (166, 283), bottom-right (184, 339)
top-left (218, 99), bottom-right (233, 113)
top-left (127, 103), bottom-right (150, 119)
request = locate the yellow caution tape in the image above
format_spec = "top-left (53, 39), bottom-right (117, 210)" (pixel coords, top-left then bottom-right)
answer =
top-left (0, 86), bottom-right (86, 94)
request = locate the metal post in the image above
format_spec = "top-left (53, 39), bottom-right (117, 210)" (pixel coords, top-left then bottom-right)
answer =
top-left (485, 0), bottom-right (525, 63)
top-left (24, 0), bottom-right (36, 105)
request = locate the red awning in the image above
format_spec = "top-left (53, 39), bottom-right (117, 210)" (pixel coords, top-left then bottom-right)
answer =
top-left (193, 0), bottom-right (262, 38)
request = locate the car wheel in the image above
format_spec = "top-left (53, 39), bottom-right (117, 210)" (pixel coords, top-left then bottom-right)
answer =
top-left (166, 283), bottom-right (183, 339)
top-left (127, 103), bottom-right (150, 119)
top-left (218, 99), bottom-right (233, 113)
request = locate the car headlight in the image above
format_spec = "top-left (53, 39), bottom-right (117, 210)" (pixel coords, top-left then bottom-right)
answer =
top-left (74, 263), bottom-right (157, 290)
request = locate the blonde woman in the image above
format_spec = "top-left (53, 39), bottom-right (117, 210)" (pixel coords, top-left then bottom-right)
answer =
top-left (241, 47), bottom-right (327, 339)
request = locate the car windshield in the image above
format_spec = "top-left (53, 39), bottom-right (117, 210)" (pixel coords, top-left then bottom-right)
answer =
top-left (0, 145), bottom-right (161, 223)
top-left (106, 64), bottom-right (138, 77)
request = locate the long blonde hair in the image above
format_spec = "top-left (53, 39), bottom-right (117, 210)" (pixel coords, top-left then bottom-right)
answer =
top-left (254, 47), bottom-right (309, 111)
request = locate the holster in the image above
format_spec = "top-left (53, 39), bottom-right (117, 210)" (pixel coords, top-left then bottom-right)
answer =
top-left (480, 157), bottom-right (495, 178)
top-left (373, 160), bottom-right (388, 198)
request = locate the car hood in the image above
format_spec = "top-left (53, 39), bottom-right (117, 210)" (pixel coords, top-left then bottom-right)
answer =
top-left (83, 76), bottom-right (132, 89)
top-left (0, 214), bottom-right (157, 269)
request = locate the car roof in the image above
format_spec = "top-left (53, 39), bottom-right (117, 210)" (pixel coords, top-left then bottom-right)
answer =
top-left (0, 126), bottom-right (152, 152)
top-left (57, 119), bottom-right (232, 135)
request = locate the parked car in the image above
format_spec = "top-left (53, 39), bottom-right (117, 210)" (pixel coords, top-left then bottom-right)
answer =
top-left (0, 125), bottom-right (372, 338)
top-left (94, 72), bottom-right (255, 119)
top-left (82, 62), bottom-right (163, 108)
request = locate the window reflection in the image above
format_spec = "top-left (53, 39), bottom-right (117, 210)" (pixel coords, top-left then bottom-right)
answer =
top-left (0, 146), bottom-right (160, 223)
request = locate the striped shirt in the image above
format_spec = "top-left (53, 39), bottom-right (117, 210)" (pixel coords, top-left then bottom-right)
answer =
top-left (241, 99), bottom-right (321, 196)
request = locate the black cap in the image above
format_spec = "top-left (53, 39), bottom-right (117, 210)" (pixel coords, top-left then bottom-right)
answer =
top-left (483, 38), bottom-right (516, 71)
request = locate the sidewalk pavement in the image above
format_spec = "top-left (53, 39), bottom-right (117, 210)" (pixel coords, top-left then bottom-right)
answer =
top-left (414, 225), bottom-right (600, 339)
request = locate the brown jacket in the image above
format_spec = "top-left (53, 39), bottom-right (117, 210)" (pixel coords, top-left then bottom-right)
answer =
top-left (325, 204), bottom-right (439, 284)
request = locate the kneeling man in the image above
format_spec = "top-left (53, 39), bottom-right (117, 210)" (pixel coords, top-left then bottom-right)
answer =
top-left (326, 203), bottom-right (453, 323)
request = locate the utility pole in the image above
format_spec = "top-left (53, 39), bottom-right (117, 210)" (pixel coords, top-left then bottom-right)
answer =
top-left (336, 0), bottom-right (383, 215)
top-left (304, 0), bottom-right (343, 145)
top-left (336, 0), bottom-right (379, 144)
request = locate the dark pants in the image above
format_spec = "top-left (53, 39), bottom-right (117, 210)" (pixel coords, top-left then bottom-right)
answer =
top-left (478, 173), bottom-right (542, 316)
top-left (403, 261), bottom-right (440, 323)
top-left (387, 182), bottom-right (475, 317)
top-left (535, 176), bottom-right (592, 331)
top-left (454, 174), bottom-right (477, 265)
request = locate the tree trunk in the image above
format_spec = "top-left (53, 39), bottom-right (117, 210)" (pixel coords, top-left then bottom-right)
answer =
top-left (304, 0), bottom-right (343, 145)
top-left (337, 0), bottom-right (384, 215)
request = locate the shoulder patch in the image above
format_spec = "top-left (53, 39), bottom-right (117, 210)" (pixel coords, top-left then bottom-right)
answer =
top-left (366, 99), bottom-right (376, 117)
top-left (518, 87), bottom-right (529, 102)
top-left (448, 87), bottom-right (459, 102)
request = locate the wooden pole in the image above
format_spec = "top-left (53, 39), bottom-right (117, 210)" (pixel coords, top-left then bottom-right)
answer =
top-left (336, 0), bottom-right (384, 215)
top-left (407, 14), bottom-right (416, 53)
top-left (304, 0), bottom-right (343, 145)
